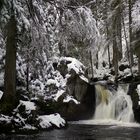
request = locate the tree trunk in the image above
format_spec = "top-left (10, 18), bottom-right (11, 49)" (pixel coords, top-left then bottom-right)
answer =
top-left (26, 44), bottom-right (30, 92)
top-left (106, 25), bottom-right (111, 68)
top-left (115, 0), bottom-right (123, 60)
top-left (104, 0), bottom-right (111, 68)
top-left (138, 57), bottom-right (140, 75)
top-left (122, 12), bottom-right (133, 75)
top-left (26, 60), bottom-right (29, 92)
top-left (90, 51), bottom-right (94, 78)
top-left (0, 15), bottom-right (17, 113)
top-left (113, 40), bottom-right (118, 80)
top-left (129, 0), bottom-right (134, 66)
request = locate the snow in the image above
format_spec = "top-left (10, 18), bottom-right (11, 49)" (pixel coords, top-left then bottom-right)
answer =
top-left (0, 91), bottom-right (3, 100)
top-left (79, 75), bottom-right (89, 83)
top-left (63, 95), bottom-right (80, 104)
top-left (46, 79), bottom-right (60, 87)
top-left (137, 85), bottom-right (140, 94)
top-left (38, 113), bottom-right (65, 128)
top-left (53, 90), bottom-right (65, 101)
top-left (0, 114), bottom-right (12, 123)
top-left (19, 100), bottom-right (36, 111)
top-left (60, 57), bottom-right (86, 75)
top-left (137, 85), bottom-right (140, 105)
top-left (21, 125), bottom-right (37, 130)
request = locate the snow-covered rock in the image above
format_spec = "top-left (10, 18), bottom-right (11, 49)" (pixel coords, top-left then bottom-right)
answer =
top-left (137, 84), bottom-right (140, 104)
top-left (0, 90), bottom-right (3, 100)
top-left (19, 100), bottom-right (36, 111)
top-left (0, 114), bottom-right (12, 132)
top-left (38, 113), bottom-right (65, 129)
top-left (63, 95), bottom-right (80, 104)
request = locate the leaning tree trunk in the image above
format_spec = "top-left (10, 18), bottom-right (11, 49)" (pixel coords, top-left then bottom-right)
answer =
top-left (0, 15), bottom-right (17, 114)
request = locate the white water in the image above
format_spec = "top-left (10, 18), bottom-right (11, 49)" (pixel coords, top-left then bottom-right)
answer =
top-left (94, 84), bottom-right (134, 122)
top-left (71, 84), bottom-right (140, 127)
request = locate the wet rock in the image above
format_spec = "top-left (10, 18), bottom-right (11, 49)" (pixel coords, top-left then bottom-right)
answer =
top-left (128, 83), bottom-right (140, 123)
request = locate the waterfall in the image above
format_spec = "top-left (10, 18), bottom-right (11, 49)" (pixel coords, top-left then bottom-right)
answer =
top-left (93, 84), bottom-right (134, 122)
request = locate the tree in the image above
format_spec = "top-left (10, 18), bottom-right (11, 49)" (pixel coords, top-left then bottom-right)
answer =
top-left (128, 0), bottom-right (134, 66)
top-left (133, 30), bottom-right (140, 75)
top-left (0, 14), bottom-right (17, 113)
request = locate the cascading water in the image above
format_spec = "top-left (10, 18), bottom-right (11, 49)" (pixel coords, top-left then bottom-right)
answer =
top-left (71, 83), bottom-right (140, 127)
top-left (72, 84), bottom-right (140, 127)
top-left (93, 84), bottom-right (134, 122)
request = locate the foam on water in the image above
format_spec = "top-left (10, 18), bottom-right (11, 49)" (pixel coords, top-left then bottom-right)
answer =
top-left (70, 119), bottom-right (140, 127)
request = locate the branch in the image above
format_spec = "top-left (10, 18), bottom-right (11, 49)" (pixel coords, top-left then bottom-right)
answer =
top-left (84, 0), bottom-right (96, 7)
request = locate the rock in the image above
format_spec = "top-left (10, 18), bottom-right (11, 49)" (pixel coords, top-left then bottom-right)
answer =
top-left (128, 83), bottom-right (140, 123)
top-left (0, 115), bottom-right (12, 133)
top-left (57, 60), bottom-right (68, 78)
top-left (67, 74), bottom-right (88, 101)
top-left (37, 113), bottom-right (65, 129)
top-left (12, 100), bottom-right (38, 130)
top-left (119, 64), bottom-right (129, 71)
top-left (56, 57), bottom-right (89, 102)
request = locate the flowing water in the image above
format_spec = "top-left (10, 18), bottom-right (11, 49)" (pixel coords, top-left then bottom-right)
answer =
top-left (0, 124), bottom-right (140, 140)
top-left (73, 84), bottom-right (137, 125)
top-left (1, 84), bottom-right (140, 140)
top-left (93, 84), bottom-right (134, 122)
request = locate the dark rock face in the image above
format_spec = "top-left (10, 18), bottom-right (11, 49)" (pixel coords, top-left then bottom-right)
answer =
top-left (81, 82), bottom-right (96, 118)
top-left (128, 83), bottom-right (140, 123)
top-left (57, 57), bottom-right (88, 102)
top-left (66, 73), bottom-right (88, 102)
top-left (57, 60), bottom-right (69, 78)
top-left (52, 57), bottom-right (96, 120)
top-left (55, 83), bottom-right (95, 121)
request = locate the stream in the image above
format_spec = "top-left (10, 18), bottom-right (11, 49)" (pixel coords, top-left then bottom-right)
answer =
top-left (0, 123), bottom-right (140, 140)
top-left (1, 84), bottom-right (140, 140)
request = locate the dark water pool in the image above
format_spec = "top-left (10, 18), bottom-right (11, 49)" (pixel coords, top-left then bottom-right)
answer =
top-left (0, 124), bottom-right (140, 140)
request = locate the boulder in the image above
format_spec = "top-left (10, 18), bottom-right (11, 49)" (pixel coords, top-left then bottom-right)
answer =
top-left (57, 57), bottom-right (89, 102)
